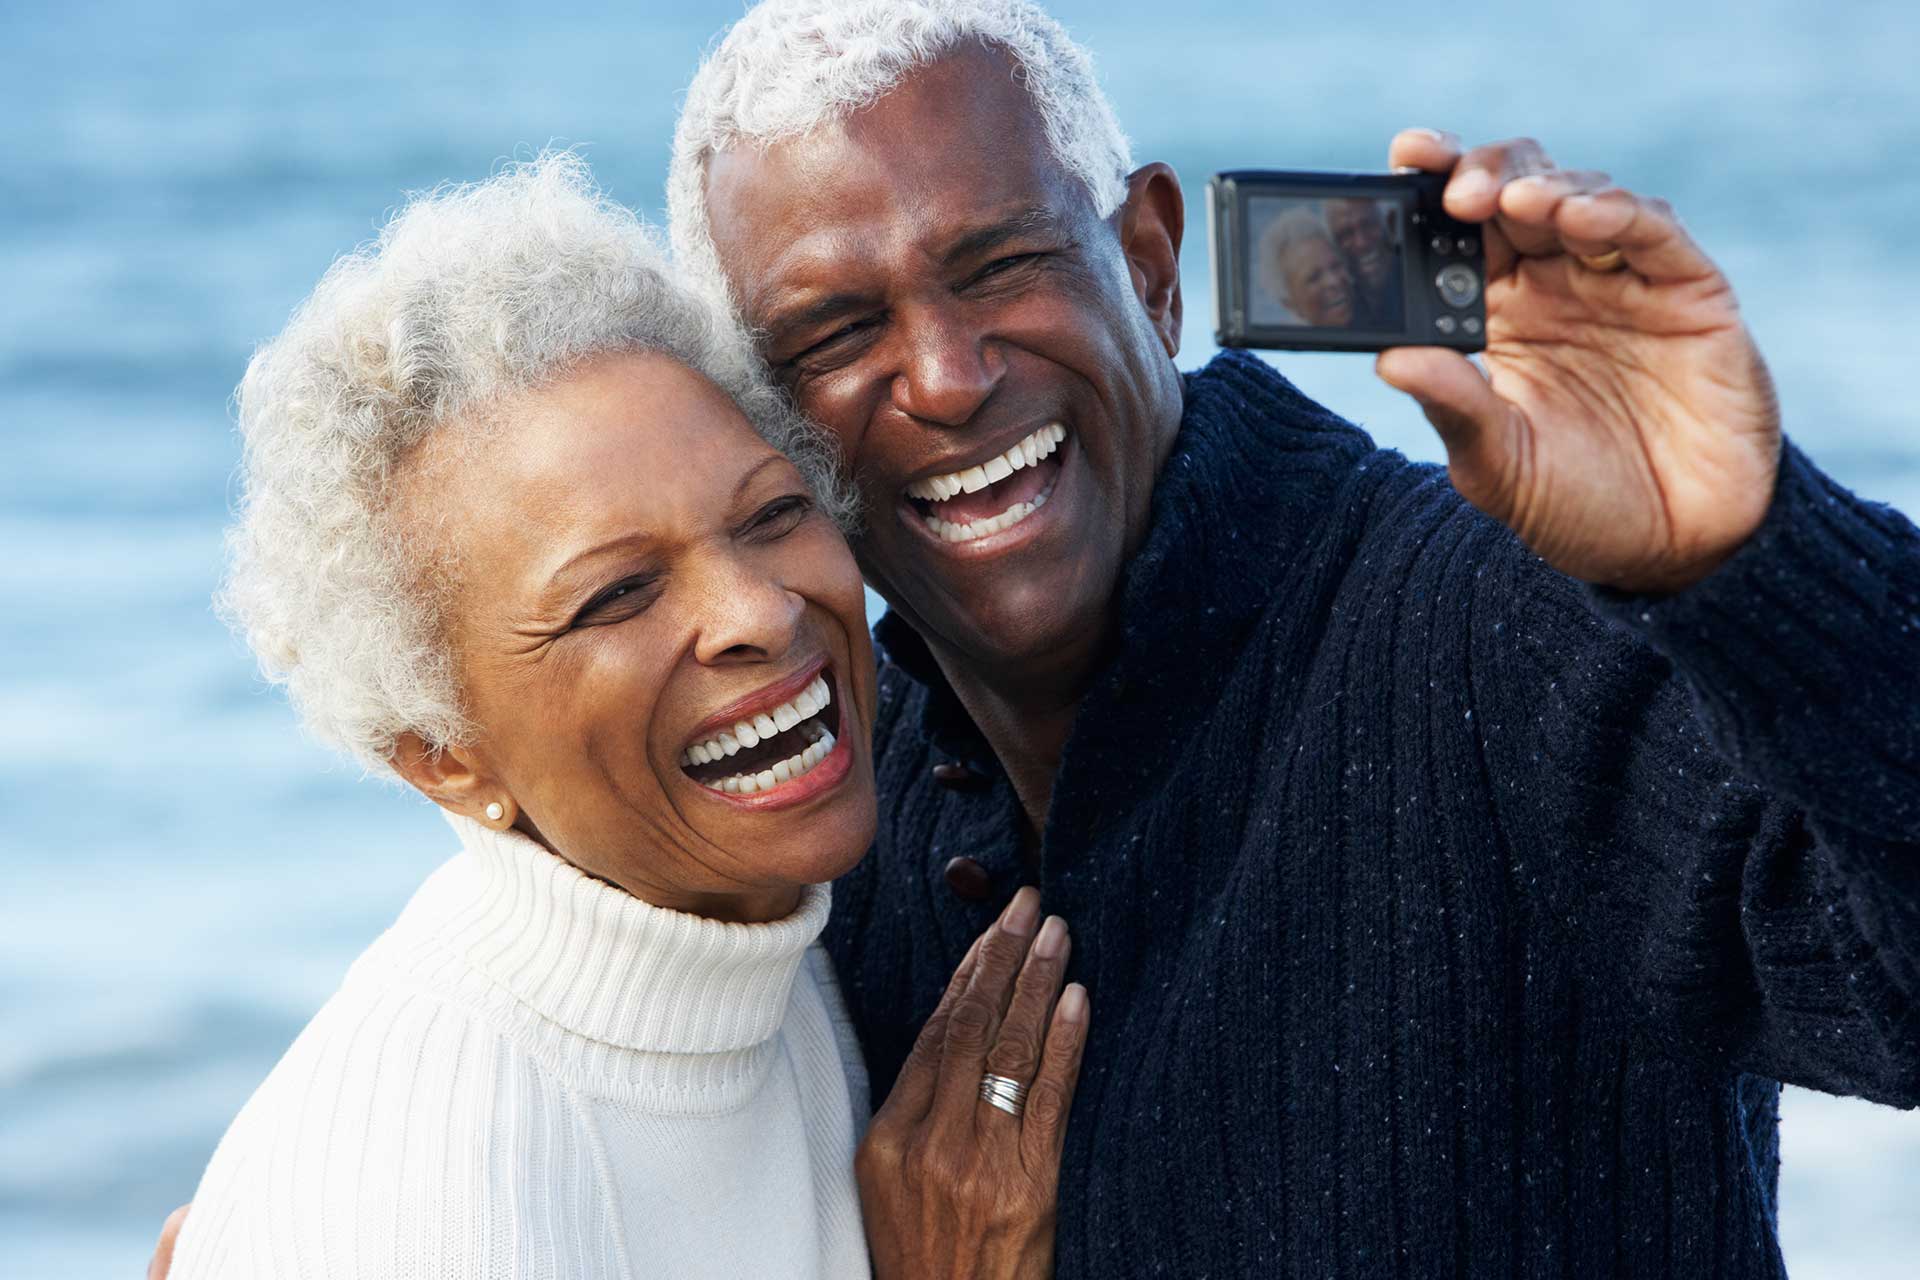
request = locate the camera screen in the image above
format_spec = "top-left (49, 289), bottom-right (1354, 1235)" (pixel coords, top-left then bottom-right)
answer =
top-left (1246, 194), bottom-right (1408, 331)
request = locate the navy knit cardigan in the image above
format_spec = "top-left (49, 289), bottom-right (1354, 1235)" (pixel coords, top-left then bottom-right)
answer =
top-left (822, 351), bottom-right (1920, 1278)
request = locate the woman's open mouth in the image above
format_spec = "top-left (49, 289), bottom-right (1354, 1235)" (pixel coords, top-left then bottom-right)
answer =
top-left (902, 422), bottom-right (1066, 544)
top-left (679, 667), bottom-right (844, 798)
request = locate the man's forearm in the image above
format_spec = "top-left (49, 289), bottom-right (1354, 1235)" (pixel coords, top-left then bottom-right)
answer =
top-left (1588, 442), bottom-right (1920, 842)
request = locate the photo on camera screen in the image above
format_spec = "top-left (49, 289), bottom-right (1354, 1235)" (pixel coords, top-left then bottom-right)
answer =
top-left (1247, 194), bottom-right (1407, 332)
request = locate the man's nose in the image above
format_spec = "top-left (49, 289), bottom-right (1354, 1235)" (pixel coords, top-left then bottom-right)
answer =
top-left (888, 307), bottom-right (1003, 429)
top-left (692, 561), bottom-right (804, 667)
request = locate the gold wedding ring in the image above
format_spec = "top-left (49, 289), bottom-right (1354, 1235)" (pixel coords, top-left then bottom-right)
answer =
top-left (1577, 248), bottom-right (1628, 273)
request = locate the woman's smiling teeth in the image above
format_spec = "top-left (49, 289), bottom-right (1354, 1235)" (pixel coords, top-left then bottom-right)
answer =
top-left (681, 674), bottom-right (838, 796)
top-left (905, 423), bottom-right (1065, 543)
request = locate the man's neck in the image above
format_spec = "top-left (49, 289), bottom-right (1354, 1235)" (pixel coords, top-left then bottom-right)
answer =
top-left (928, 613), bottom-right (1116, 847)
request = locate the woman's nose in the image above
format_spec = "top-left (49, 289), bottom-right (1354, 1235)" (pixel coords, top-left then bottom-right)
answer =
top-left (692, 565), bottom-right (805, 666)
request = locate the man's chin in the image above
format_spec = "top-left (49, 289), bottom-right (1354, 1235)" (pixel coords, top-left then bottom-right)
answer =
top-left (876, 552), bottom-right (1108, 684)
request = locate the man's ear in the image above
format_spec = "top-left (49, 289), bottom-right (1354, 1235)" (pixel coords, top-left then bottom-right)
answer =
top-left (389, 731), bottom-right (515, 828)
top-left (1118, 162), bottom-right (1185, 359)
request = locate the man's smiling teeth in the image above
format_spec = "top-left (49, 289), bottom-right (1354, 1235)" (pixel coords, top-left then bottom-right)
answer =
top-left (926, 486), bottom-right (1052, 542)
top-left (904, 423), bottom-right (1066, 502)
top-left (681, 674), bottom-right (830, 766)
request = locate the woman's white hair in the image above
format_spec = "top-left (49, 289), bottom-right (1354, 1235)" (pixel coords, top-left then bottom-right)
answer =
top-left (1257, 208), bottom-right (1338, 308)
top-left (668, 0), bottom-right (1133, 313)
top-left (219, 150), bottom-right (850, 777)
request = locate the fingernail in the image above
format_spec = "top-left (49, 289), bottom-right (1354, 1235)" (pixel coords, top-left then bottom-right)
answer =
top-left (1408, 126), bottom-right (1448, 143)
top-left (1058, 983), bottom-right (1089, 1023)
top-left (1453, 170), bottom-right (1496, 199)
top-left (1002, 886), bottom-right (1041, 937)
top-left (1033, 915), bottom-right (1068, 959)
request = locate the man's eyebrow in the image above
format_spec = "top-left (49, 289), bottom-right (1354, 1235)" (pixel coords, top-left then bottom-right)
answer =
top-left (751, 205), bottom-right (1068, 336)
top-left (939, 205), bottom-right (1069, 270)
top-left (758, 289), bottom-right (878, 338)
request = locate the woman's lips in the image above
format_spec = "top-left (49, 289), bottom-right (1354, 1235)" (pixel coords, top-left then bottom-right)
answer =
top-left (681, 667), bottom-right (850, 808)
top-left (682, 657), bottom-right (828, 751)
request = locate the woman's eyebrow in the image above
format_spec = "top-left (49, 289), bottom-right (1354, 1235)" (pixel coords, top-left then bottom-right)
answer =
top-left (732, 454), bottom-right (788, 502)
top-left (528, 532), bottom-right (661, 617)
top-left (533, 458), bottom-right (786, 603)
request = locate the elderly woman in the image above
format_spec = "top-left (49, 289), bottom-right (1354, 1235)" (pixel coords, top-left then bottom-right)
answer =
top-left (162, 154), bottom-right (1086, 1279)
top-left (1257, 208), bottom-right (1358, 327)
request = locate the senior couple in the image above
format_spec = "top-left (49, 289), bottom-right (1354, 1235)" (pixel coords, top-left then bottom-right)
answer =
top-left (1259, 198), bottom-right (1403, 329)
top-left (160, 0), bottom-right (1920, 1276)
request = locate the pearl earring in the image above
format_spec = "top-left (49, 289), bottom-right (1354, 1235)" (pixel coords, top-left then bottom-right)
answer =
top-left (485, 802), bottom-right (505, 823)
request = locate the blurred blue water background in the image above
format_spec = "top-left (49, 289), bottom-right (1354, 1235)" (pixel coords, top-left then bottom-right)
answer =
top-left (3, 1), bottom-right (1918, 1274)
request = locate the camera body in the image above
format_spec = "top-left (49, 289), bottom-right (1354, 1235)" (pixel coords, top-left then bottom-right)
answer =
top-left (1208, 169), bottom-right (1487, 353)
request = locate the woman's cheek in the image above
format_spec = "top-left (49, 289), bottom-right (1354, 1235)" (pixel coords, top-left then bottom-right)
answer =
top-left (786, 521), bottom-right (865, 616)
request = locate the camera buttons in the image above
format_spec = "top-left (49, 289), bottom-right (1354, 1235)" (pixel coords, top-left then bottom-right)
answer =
top-left (1457, 236), bottom-right (1479, 257)
top-left (1434, 315), bottom-right (1458, 335)
top-left (1429, 234), bottom-right (1454, 257)
top-left (1435, 263), bottom-right (1481, 309)
top-left (1463, 316), bottom-right (1482, 336)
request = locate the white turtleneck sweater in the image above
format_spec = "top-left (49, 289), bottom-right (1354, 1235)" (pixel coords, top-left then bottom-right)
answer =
top-left (168, 814), bottom-right (872, 1278)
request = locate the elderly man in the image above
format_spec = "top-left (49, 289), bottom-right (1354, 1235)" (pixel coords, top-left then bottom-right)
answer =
top-left (1326, 195), bottom-right (1405, 327)
top-left (669, 1), bottom-right (1920, 1275)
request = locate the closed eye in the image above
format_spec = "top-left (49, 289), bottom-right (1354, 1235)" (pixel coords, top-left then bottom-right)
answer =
top-left (571, 573), bottom-right (661, 628)
top-left (963, 248), bottom-right (1064, 293)
top-left (783, 317), bottom-right (882, 372)
top-left (742, 493), bottom-right (814, 539)
top-left (976, 252), bottom-right (1043, 279)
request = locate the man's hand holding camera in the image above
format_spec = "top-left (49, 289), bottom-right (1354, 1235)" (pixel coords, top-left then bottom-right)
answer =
top-left (1377, 128), bottom-right (1783, 596)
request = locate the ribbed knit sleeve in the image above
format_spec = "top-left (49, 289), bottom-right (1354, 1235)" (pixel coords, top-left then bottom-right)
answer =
top-left (1592, 443), bottom-right (1920, 840)
top-left (1475, 443), bottom-right (1920, 1106)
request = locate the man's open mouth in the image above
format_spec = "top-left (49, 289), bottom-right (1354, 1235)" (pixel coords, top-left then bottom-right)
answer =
top-left (902, 423), bottom-right (1066, 543)
top-left (679, 670), bottom-right (842, 796)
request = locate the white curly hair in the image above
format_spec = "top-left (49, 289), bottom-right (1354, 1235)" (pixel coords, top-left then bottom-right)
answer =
top-left (1257, 207), bottom-right (1339, 310)
top-left (219, 150), bottom-right (851, 776)
top-left (668, 0), bottom-right (1134, 315)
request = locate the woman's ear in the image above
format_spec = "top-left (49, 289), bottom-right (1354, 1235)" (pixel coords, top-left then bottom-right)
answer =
top-left (389, 732), bottom-right (516, 828)
top-left (1118, 162), bottom-right (1186, 359)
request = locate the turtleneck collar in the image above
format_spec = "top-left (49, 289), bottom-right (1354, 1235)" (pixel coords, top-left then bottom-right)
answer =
top-left (431, 812), bottom-right (831, 1057)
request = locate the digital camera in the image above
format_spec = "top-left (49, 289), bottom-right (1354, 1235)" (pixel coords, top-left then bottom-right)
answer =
top-left (1208, 169), bottom-right (1487, 353)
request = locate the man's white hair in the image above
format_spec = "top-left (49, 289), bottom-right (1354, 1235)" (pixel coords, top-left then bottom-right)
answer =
top-left (220, 150), bottom-right (850, 777)
top-left (668, 0), bottom-right (1134, 313)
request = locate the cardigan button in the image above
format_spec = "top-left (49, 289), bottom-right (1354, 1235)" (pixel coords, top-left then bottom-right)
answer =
top-left (932, 761), bottom-right (990, 790)
top-left (943, 856), bottom-right (994, 902)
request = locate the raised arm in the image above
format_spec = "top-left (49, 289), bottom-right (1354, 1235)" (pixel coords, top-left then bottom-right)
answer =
top-left (1373, 127), bottom-right (1919, 1098)
top-left (1472, 447), bottom-right (1920, 1101)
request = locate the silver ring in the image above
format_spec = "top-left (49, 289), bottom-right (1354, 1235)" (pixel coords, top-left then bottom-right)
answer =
top-left (979, 1072), bottom-right (1027, 1118)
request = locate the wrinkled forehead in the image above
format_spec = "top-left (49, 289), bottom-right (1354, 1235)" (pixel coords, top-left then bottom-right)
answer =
top-left (701, 44), bottom-right (1095, 323)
